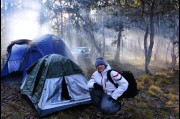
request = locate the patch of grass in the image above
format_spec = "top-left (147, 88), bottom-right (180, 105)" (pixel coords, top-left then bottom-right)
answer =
top-left (150, 61), bottom-right (169, 70)
top-left (155, 71), bottom-right (177, 80)
top-left (155, 78), bottom-right (171, 85)
top-left (144, 110), bottom-right (154, 119)
top-left (139, 75), bottom-right (152, 81)
top-left (174, 106), bottom-right (179, 113)
top-left (139, 102), bottom-right (152, 108)
top-left (148, 90), bottom-right (156, 96)
top-left (55, 105), bottom-right (94, 119)
top-left (159, 110), bottom-right (170, 118)
top-left (57, 112), bottom-right (72, 119)
top-left (149, 72), bottom-right (172, 86)
top-left (165, 101), bottom-right (174, 106)
top-left (161, 80), bottom-right (171, 86)
top-left (168, 88), bottom-right (177, 94)
top-left (167, 93), bottom-right (179, 101)
top-left (152, 77), bottom-right (159, 82)
top-left (149, 85), bottom-right (163, 94)
top-left (155, 72), bottom-right (170, 77)
top-left (139, 75), bottom-right (154, 88)
top-left (124, 107), bottom-right (136, 113)
top-left (1, 59), bottom-right (178, 119)
top-left (137, 82), bottom-right (144, 90)
top-left (8, 102), bottom-right (20, 110)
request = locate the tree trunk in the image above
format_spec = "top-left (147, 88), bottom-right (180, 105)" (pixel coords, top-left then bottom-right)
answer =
top-left (154, 38), bottom-right (160, 61)
top-left (145, 14), bottom-right (155, 74)
top-left (89, 30), bottom-right (101, 57)
top-left (60, 0), bottom-right (63, 37)
top-left (165, 42), bottom-right (170, 64)
top-left (136, 31), bottom-right (144, 54)
top-left (66, 17), bottom-right (72, 47)
top-left (121, 38), bottom-right (124, 60)
top-left (100, 16), bottom-right (106, 58)
top-left (114, 2), bottom-right (121, 62)
top-left (102, 27), bottom-right (105, 58)
top-left (134, 40), bottom-right (137, 59)
top-left (144, 25), bottom-right (149, 73)
top-left (114, 29), bottom-right (121, 62)
top-left (154, 15), bottom-right (160, 61)
top-left (170, 14), bottom-right (179, 72)
top-left (171, 41), bottom-right (177, 71)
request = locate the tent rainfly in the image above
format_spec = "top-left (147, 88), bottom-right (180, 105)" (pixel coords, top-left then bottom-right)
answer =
top-left (20, 54), bottom-right (92, 117)
top-left (1, 34), bottom-right (74, 84)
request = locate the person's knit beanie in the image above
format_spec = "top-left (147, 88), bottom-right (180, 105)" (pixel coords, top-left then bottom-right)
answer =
top-left (95, 57), bottom-right (107, 67)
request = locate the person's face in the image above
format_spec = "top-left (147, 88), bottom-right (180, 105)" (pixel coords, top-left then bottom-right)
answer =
top-left (96, 64), bottom-right (105, 72)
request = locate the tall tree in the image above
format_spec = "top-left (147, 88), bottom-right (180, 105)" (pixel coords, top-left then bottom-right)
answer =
top-left (65, 0), bottom-right (103, 57)
top-left (130, 0), bottom-right (179, 74)
top-left (103, 1), bottom-right (129, 62)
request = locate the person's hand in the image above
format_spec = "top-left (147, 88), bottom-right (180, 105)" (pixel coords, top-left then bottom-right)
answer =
top-left (108, 97), bottom-right (117, 103)
top-left (93, 83), bottom-right (103, 90)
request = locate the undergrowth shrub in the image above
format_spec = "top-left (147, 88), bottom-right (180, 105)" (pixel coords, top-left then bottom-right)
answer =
top-left (139, 75), bottom-right (154, 88)
top-left (165, 101), bottom-right (174, 106)
top-left (149, 85), bottom-right (163, 94)
top-left (167, 93), bottom-right (179, 101)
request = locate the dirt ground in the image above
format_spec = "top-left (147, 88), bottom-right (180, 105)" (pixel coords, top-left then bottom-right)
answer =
top-left (1, 60), bottom-right (179, 119)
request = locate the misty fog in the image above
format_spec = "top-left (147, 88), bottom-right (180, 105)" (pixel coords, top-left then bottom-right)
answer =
top-left (1, 0), bottom-right (179, 71)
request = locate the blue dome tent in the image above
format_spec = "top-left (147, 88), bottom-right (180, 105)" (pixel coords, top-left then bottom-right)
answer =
top-left (1, 34), bottom-right (74, 84)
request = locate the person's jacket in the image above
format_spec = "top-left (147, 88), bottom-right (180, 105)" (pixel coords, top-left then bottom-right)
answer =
top-left (87, 64), bottom-right (129, 100)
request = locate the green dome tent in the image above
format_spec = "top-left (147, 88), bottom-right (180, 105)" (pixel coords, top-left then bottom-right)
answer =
top-left (20, 54), bottom-right (91, 117)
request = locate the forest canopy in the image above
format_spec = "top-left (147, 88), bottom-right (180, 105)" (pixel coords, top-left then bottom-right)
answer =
top-left (1, 0), bottom-right (179, 73)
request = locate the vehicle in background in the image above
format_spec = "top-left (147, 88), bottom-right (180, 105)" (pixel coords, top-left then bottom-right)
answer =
top-left (71, 47), bottom-right (92, 64)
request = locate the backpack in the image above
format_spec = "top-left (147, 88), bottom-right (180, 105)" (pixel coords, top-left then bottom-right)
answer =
top-left (107, 69), bottom-right (139, 99)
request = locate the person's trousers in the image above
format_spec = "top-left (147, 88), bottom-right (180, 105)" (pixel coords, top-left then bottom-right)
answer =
top-left (89, 88), bottom-right (121, 114)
